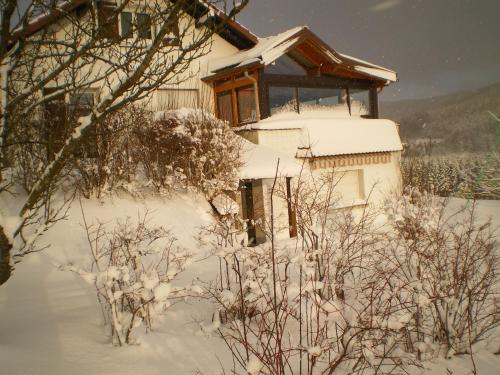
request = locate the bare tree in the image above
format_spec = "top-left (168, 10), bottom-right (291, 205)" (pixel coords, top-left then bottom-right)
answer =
top-left (0, 0), bottom-right (248, 284)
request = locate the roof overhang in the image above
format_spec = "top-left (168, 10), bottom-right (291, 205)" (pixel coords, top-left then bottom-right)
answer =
top-left (8, 0), bottom-right (257, 51)
top-left (203, 26), bottom-right (397, 85)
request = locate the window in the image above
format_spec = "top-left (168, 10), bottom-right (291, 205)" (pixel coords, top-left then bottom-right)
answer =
top-left (163, 21), bottom-right (180, 46)
top-left (68, 92), bottom-right (98, 157)
top-left (298, 87), bottom-right (348, 112)
top-left (332, 170), bottom-right (365, 203)
top-left (349, 88), bottom-right (371, 116)
top-left (120, 11), bottom-right (152, 40)
top-left (43, 88), bottom-right (68, 159)
top-left (269, 86), bottom-right (297, 115)
top-left (267, 83), bottom-right (374, 118)
top-left (42, 90), bottom-right (97, 158)
top-left (215, 80), bottom-right (258, 127)
top-left (137, 13), bottom-right (152, 39)
top-left (120, 12), bottom-right (133, 39)
top-left (69, 92), bottom-right (95, 116)
top-left (265, 55), bottom-right (307, 76)
top-left (97, 4), bottom-right (119, 40)
top-left (217, 90), bottom-right (234, 126)
top-left (236, 85), bottom-right (257, 124)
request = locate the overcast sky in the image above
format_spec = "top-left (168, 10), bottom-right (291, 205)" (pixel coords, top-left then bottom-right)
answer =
top-left (236, 0), bottom-right (500, 101)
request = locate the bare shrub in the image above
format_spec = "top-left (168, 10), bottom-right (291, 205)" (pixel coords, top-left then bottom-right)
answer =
top-left (71, 105), bottom-right (151, 198)
top-left (379, 190), bottom-right (499, 357)
top-left (134, 109), bottom-right (242, 198)
top-left (62, 208), bottom-right (191, 346)
top-left (207, 172), bottom-right (417, 374)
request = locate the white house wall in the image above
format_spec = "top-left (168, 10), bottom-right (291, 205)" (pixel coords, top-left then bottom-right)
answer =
top-left (23, 2), bottom-right (240, 113)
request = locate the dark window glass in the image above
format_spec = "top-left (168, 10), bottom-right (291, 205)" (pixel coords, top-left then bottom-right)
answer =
top-left (43, 88), bottom-right (68, 159)
top-left (69, 93), bottom-right (95, 116)
top-left (217, 90), bottom-right (233, 126)
top-left (265, 55), bottom-right (307, 76)
top-left (269, 86), bottom-right (297, 114)
top-left (97, 5), bottom-right (119, 40)
top-left (237, 85), bottom-right (257, 125)
top-left (349, 88), bottom-right (371, 116)
top-left (121, 12), bottom-right (133, 39)
top-left (137, 13), bottom-right (152, 39)
top-left (298, 87), bottom-right (348, 111)
top-left (69, 93), bottom-right (97, 157)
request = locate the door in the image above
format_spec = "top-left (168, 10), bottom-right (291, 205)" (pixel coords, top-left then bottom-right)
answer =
top-left (286, 177), bottom-right (297, 238)
top-left (241, 181), bottom-right (257, 245)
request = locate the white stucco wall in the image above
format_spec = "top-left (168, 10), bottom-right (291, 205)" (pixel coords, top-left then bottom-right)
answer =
top-left (25, 2), bottom-right (241, 113)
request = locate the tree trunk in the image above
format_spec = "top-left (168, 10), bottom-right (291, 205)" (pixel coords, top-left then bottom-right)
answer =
top-left (0, 225), bottom-right (12, 285)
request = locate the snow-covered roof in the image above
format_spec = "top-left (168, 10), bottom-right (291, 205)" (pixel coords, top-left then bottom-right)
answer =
top-left (301, 118), bottom-right (403, 157)
top-left (339, 53), bottom-right (398, 83)
top-left (253, 111), bottom-right (403, 158)
top-left (240, 138), bottom-right (304, 180)
top-left (208, 26), bottom-right (305, 74)
top-left (205, 26), bottom-right (397, 83)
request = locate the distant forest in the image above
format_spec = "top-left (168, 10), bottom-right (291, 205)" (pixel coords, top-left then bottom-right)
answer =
top-left (380, 82), bottom-right (500, 155)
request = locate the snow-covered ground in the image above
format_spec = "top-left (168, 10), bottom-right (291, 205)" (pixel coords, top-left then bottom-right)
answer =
top-left (1, 196), bottom-right (499, 374)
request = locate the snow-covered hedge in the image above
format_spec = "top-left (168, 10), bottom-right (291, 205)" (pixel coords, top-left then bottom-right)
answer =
top-left (135, 108), bottom-right (242, 199)
top-left (71, 106), bottom-right (242, 199)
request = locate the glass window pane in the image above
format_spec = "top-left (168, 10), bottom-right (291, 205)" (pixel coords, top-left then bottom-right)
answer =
top-left (70, 93), bottom-right (94, 107)
top-left (269, 86), bottom-right (297, 114)
top-left (265, 55), bottom-right (307, 76)
top-left (137, 13), bottom-right (152, 39)
top-left (121, 12), bottom-right (133, 39)
top-left (217, 90), bottom-right (234, 126)
top-left (237, 85), bottom-right (257, 125)
top-left (349, 88), bottom-right (371, 116)
top-left (298, 87), bottom-right (348, 112)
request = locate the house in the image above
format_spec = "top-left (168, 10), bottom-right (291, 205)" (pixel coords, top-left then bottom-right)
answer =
top-left (198, 22), bottom-right (403, 244)
top-left (10, 0), bottom-right (402, 245)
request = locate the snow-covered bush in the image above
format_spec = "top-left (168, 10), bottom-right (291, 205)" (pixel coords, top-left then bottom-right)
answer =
top-left (402, 154), bottom-right (499, 199)
top-left (207, 175), bottom-right (417, 374)
top-left (72, 105), bottom-right (150, 198)
top-left (134, 109), bottom-right (243, 199)
top-left (63, 211), bottom-right (191, 346)
top-left (208, 170), bottom-right (498, 372)
top-left (67, 106), bottom-right (243, 199)
top-left (378, 190), bottom-right (499, 357)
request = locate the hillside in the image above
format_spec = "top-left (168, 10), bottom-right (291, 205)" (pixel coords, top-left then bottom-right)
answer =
top-left (380, 83), bottom-right (500, 154)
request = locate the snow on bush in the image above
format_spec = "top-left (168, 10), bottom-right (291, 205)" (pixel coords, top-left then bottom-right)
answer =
top-left (135, 108), bottom-right (243, 199)
top-left (379, 189), bottom-right (499, 357)
top-left (70, 106), bottom-right (243, 200)
top-left (205, 171), bottom-right (498, 374)
top-left (61, 211), bottom-right (191, 346)
top-left (72, 105), bottom-right (150, 197)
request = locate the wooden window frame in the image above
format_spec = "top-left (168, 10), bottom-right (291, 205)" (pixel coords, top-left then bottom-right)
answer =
top-left (214, 74), bottom-right (259, 127)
